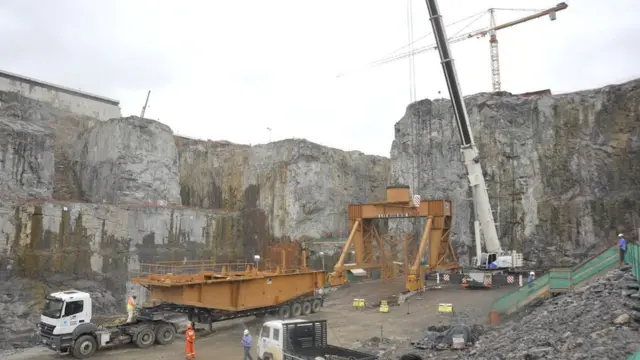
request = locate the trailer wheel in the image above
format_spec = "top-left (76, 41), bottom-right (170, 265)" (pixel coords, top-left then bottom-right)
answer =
top-left (135, 328), bottom-right (156, 349)
top-left (278, 304), bottom-right (291, 318)
top-left (72, 335), bottom-right (97, 359)
top-left (155, 324), bottom-right (176, 345)
top-left (310, 299), bottom-right (322, 313)
top-left (291, 302), bottom-right (302, 317)
top-left (301, 301), bottom-right (312, 315)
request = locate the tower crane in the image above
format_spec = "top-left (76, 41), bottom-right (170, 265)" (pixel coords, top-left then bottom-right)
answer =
top-left (345, 3), bottom-right (568, 92)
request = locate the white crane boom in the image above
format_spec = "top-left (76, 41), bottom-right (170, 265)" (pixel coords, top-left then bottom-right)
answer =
top-left (425, 0), bottom-right (523, 269)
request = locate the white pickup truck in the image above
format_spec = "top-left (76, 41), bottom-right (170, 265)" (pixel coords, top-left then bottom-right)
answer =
top-left (257, 319), bottom-right (376, 360)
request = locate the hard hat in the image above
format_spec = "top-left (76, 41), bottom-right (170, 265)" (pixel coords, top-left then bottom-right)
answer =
top-left (529, 271), bottom-right (534, 276)
top-left (618, 233), bottom-right (624, 237)
top-left (243, 329), bottom-right (249, 336)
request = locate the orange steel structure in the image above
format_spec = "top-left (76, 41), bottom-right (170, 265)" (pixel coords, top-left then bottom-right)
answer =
top-left (328, 185), bottom-right (459, 291)
top-left (131, 249), bottom-right (325, 312)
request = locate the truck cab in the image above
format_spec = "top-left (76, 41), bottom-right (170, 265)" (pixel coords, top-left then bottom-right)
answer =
top-left (257, 319), bottom-right (376, 360)
top-left (39, 290), bottom-right (93, 352)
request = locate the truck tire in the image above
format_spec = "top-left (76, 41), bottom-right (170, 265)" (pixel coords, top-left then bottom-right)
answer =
top-left (278, 304), bottom-right (291, 318)
top-left (155, 323), bottom-right (176, 345)
top-left (301, 301), bottom-right (312, 315)
top-left (311, 299), bottom-right (322, 313)
top-left (135, 328), bottom-right (156, 349)
top-left (72, 335), bottom-right (97, 359)
top-left (291, 302), bottom-right (302, 317)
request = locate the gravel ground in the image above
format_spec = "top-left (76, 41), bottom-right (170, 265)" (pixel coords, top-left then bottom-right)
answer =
top-left (2, 278), bottom-right (513, 360)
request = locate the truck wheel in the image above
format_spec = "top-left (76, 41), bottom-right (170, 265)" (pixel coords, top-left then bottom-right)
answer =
top-left (291, 302), bottom-right (302, 317)
top-left (155, 324), bottom-right (176, 345)
top-left (311, 299), bottom-right (322, 313)
top-left (278, 304), bottom-right (291, 318)
top-left (135, 328), bottom-right (156, 349)
top-left (72, 335), bottom-right (97, 359)
top-left (301, 301), bottom-right (312, 315)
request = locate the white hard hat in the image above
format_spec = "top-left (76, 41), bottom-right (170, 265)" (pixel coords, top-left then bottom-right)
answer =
top-left (529, 271), bottom-right (535, 276)
top-left (618, 233), bottom-right (624, 237)
top-left (243, 329), bottom-right (249, 336)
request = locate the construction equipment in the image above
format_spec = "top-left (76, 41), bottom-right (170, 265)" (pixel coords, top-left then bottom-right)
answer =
top-left (353, 3), bottom-right (568, 92)
top-left (328, 185), bottom-right (459, 292)
top-left (257, 319), bottom-right (378, 360)
top-left (38, 290), bottom-right (191, 358)
top-left (130, 250), bottom-right (326, 327)
top-left (424, 0), bottom-right (524, 288)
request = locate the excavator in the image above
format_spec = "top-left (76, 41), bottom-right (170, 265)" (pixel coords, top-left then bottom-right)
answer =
top-left (425, 0), bottom-right (526, 288)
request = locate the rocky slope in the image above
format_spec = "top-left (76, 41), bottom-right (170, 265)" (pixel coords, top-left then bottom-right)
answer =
top-left (363, 264), bottom-right (640, 359)
top-left (391, 79), bottom-right (640, 266)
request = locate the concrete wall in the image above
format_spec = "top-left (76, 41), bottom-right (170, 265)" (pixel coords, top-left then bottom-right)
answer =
top-left (0, 69), bottom-right (121, 121)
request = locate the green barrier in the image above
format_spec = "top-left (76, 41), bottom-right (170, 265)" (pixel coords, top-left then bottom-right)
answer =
top-left (627, 243), bottom-right (640, 281)
top-left (492, 244), bottom-right (623, 316)
top-left (549, 268), bottom-right (572, 292)
top-left (491, 273), bottom-right (550, 315)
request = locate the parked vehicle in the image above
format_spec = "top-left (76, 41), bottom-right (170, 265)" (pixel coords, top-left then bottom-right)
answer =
top-left (257, 319), bottom-right (377, 360)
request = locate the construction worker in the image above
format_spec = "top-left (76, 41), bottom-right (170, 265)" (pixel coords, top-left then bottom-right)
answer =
top-left (618, 233), bottom-right (627, 265)
top-left (185, 323), bottom-right (196, 360)
top-left (126, 295), bottom-right (136, 323)
top-left (242, 329), bottom-right (254, 360)
top-left (527, 271), bottom-right (535, 289)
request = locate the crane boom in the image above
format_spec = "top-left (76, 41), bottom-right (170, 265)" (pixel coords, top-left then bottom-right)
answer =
top-left (425, 0), bottom-right (522, 268)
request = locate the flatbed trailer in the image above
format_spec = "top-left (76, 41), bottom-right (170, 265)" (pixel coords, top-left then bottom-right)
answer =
top-left (131, 255), bottom-right (327, 330)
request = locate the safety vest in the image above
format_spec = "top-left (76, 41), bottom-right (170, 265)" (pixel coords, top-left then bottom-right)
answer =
top-left (186, 329), bottom-right (195, 342)
top-left (127, 297), bottom-right (135, 311)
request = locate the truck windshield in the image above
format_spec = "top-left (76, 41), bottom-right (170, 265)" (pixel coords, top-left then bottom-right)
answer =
top-left (42, 296), bottom-right (64, 319)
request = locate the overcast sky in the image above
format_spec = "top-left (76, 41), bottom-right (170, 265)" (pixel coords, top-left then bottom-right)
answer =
top-left (0, 0), bottom-right (638, 157)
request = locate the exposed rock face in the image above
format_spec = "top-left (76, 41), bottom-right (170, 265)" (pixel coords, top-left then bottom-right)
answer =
top-left (177, 138), bottom-right (390, 241)
top-left (0, 119), bottom-right (54, 198)
top-left (391, 79), bottom-right (640, 266)
top-left (5, 202), bottom-right (240, 306)
top-left (70, 116), bottom-right (182, 205)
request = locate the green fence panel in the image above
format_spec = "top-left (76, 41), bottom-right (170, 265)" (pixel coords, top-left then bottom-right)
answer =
top-left (549, 269), bottom-right (572, 292)
top-left (628, 351), bottom-right (640, 360)
top-left (627, 243), bottom-right (640, 281)
top-left (491, 273), bottom-right (549, 314)
top-left (571, 248), bottom-right (618, 286)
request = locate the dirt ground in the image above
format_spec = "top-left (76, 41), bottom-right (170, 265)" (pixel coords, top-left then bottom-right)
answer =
top-left (6, 279), bottom-right (513, 360)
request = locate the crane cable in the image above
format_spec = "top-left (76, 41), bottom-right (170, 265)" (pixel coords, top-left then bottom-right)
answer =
top-left (336, 9), bottom-right (488, 78)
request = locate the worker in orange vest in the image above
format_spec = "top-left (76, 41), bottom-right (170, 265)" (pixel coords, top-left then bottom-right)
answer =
top-left (126, 295), bottom-right (136, 323)
top-left (185, 323), bottom-right (196, 360)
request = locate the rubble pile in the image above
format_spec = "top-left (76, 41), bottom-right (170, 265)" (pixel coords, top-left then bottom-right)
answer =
top-left (367, 265), bottom-right (640, 359)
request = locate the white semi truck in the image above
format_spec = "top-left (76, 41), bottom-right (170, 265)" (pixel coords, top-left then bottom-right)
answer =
top-left (38, 290), bottom-right (190, 359)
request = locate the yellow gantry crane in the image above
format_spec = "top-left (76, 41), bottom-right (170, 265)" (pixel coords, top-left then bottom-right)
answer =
top-left (341, 3), bottom-right (568, 92)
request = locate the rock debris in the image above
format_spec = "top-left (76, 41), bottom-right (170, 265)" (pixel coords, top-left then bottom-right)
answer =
top-left (361, 265), bottom-right (640, 359)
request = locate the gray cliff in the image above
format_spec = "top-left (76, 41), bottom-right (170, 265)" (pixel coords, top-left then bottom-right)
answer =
top-left (390, 79), bottom-right (640, 266)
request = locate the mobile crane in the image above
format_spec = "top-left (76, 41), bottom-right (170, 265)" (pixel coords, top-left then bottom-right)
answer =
top-left (425, 0), bottom-right (524, 288)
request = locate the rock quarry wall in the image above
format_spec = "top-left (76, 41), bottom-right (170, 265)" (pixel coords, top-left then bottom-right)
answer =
top-left (0, 89), bottom-right (390, 348)
top-left (391, 79), bottom-right (640, 266)
top-left (176, 137), bottom-right (390, 243)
